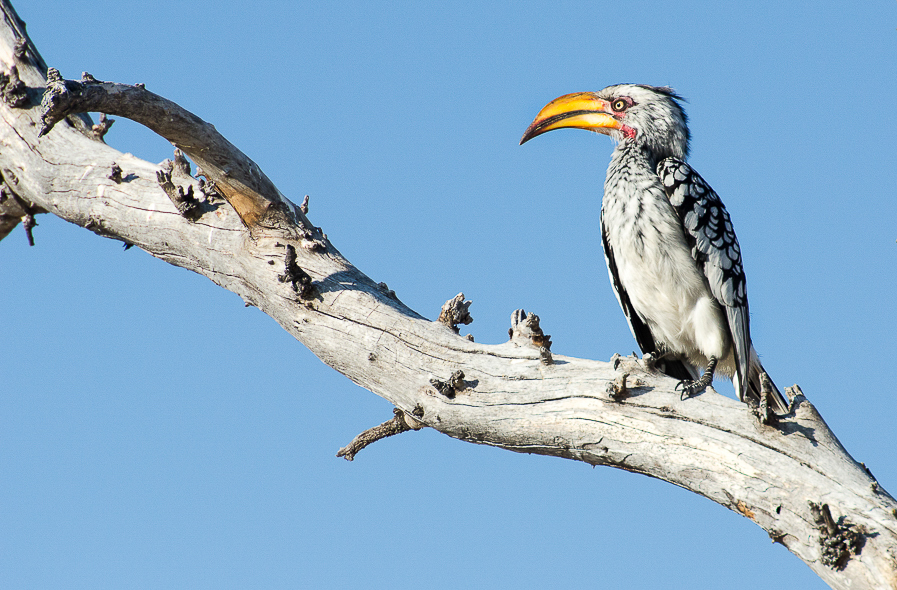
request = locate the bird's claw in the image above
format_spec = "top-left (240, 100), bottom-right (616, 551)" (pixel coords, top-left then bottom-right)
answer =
top-left (676, 379), bottom-right (707, 400)
top-left (675, 357), bottom-right (717, 401)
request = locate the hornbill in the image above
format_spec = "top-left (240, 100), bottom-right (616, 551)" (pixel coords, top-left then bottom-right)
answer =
top-left (520, 84), bottom-right (787, 413)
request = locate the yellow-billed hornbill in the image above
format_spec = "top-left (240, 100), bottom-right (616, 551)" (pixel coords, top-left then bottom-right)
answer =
top-left (521, 84), bottom-right (787, 413)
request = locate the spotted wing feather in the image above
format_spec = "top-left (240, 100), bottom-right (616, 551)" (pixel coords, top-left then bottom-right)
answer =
top-left (656, 158), bottom-right (751, 399)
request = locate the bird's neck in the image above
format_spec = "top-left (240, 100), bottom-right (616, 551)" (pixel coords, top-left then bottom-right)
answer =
top-left (606, 142), bottom-right (659, 188)
top-left (601, 141), bottom-right (683, 260)
top-left (611, 133), bottom-right (687, 170)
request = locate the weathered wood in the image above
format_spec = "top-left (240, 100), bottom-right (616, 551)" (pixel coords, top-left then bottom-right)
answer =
top-left (337, 407), bottom-right (425, 461)
top-left (0, 2), bottom-right (894, 587)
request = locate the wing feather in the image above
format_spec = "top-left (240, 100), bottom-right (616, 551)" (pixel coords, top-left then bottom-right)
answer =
top-left (656, 158), bottom-right (751, 399)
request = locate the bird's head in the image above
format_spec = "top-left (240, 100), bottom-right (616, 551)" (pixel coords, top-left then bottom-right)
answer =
top-left (520, 84), bottom-right (690, 160)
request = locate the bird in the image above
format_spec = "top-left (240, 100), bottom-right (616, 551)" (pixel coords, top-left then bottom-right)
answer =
top-left (520, 84), bottom-right (788, 413)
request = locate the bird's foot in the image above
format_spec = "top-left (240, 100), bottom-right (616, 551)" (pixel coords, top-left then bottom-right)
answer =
top-left (676, 377), bottom-right (711, 400)
top-left (675, 356), bottom-right (718, 401)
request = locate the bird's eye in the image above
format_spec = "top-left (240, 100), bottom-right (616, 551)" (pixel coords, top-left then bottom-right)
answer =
top-left (611, 98), bottom-right (629, 113)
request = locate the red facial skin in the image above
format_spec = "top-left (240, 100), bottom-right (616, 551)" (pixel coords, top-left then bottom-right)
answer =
top-left (611, 96), bottom-right (637, 140)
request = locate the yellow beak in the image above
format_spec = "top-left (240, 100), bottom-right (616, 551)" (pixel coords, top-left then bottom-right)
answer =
top-left (520, 92), bottom-right (622, 145)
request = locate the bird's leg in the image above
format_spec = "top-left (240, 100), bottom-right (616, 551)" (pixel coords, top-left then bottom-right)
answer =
top-left (676, 356), bottom-right (718, 400)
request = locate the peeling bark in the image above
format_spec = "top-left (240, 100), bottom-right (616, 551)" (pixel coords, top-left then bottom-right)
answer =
top-left (0, 2), bottom-right (895, 588)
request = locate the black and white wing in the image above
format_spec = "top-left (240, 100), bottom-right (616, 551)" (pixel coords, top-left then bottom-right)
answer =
top-left (600, 210), bottom-right (697, 383)
top-left (656, 158), bottom-right (751, 399)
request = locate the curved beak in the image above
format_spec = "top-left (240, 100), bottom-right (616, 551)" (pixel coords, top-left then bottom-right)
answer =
top-left (520, 92), bottom-right (621, 145)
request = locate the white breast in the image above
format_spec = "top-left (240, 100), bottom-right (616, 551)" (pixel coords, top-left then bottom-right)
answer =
top-left (602, 149), bottom-right (732, 368)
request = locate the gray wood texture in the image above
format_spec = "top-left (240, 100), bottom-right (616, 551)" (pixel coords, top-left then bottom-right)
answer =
top-left (1, 2), bottom-right (894, 587)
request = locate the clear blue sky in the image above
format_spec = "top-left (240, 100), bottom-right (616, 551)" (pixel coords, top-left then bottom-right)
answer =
top-left (4, 1), bottom-right (896, 588)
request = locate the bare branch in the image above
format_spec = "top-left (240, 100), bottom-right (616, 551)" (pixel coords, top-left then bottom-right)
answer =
top-left (337, 407), bottom-right (425, 461)
top-left (0, 2), bottom-right (895, 588)
top-left (38, 68), bottom-right (312, 232)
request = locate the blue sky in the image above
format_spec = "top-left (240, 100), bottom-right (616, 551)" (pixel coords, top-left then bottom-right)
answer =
top-left (3, 1), bottom-right (896, 588)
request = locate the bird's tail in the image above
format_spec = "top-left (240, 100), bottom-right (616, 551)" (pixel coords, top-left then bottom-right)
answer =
top-left (661, 351), bottom-right (790, 415)
top-left (743, 351), bottom-right (789, 414)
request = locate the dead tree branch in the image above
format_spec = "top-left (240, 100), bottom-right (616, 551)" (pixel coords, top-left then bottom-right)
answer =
top-left (0, 2), bottom-right (894, 588)
top-left (337, 407), bottom-right (425, 461)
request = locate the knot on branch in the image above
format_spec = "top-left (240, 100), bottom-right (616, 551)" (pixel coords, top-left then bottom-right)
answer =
top-left (0, 64), bottom-right (27, 107)
top-left (83, 214), bottom-right (115, 237)
top-left (438, 293), bottom-right (473, 334)
top-left (277, 244), bottom-right (315, 299)
top-left (14, 39), bottom-right (29, 62)
top-left (91, 113), bottom-right (114, 142)
top-left (289, 196), bottom-right (328, 251)
top-left (156, 169), bottom-right (203, 221)
top-left (809, 502), bottom-right (865, 570)
top-left (605, 357), bottom-right (647, 400)
top-left (755, 371), bottom-right (777, 425)
top-left (171, 148), bottom-right (192, 177)
top-left (430, 370), bottom-right (466, 399)
top-left (509, 309), bottom-right (552, 365)
top-left (606, 373), bottom-right (630, 400)
top-left (38, 71), bottom-right (115, 137)
top-left (639, 351), bottom-right (659, 371)
top-left (377, 282), bottom-right (399, 302)
top-left (108, 163), bottom-right (123, 183)
top-left (298, 234), bottom-right (326, 252)
top-left (783, 384), bottom-right (804, 415)
top-left (194, 168), bottom-right (223, 202)
top-left (38, 68), bottom-right (79, 135)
